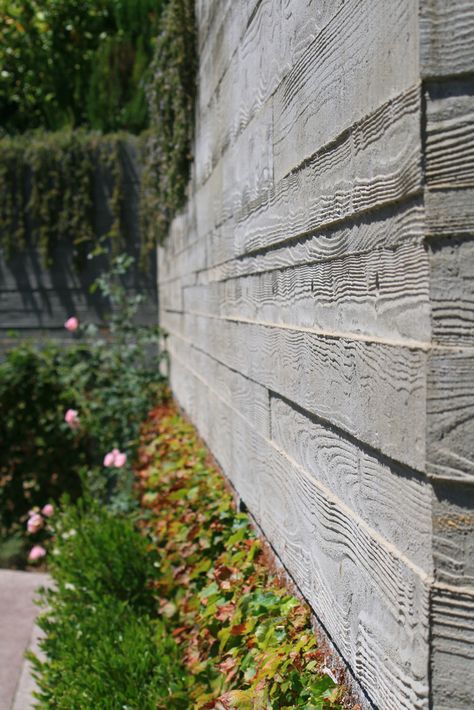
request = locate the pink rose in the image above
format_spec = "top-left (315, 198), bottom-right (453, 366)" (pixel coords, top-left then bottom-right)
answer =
top-left (27, 513), bottom-right (44, 534)
top-left (103, 452), bottom-right (115, 467)
top-left (28, 545), bottom-right (47, 562)
top-left (65, 409), bottom-right (80, 429)
top-left (114, 452), bottom-right (127, 468)
top-left (103, 448), bottom-right (127, 468)
top-left (64, 316), bottom-right (79, 332)
top-left (42, 504), bottom-right (54, 517)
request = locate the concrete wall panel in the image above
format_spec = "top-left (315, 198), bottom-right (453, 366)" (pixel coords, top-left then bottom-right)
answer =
top-left (158, 2), bottom-right (474, 706)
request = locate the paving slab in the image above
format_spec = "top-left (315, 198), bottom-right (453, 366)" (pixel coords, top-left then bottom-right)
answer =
top-left (0, 570), bottom-right (50, 710)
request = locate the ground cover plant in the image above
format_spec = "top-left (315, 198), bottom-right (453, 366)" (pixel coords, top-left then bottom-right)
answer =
top-left (136, 401), bottom-right (347, 709)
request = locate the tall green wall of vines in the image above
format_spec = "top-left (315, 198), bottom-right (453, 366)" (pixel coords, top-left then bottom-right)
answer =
top-left (0, 0), bottom-right (197, 267)
top-left (0, 131), bottom-right (132, 268)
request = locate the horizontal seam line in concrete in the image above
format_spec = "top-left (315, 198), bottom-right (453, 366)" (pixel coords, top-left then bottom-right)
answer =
top-left (184, 238), bottom-right (427, 286)
top-left (167, 311), bottom-right (474, 356)
top-left (172, 308), bottom-right (432, 351)
top-left (195, 75), bottom-right (420, 195)
top-left (165, 194), bottom-right (424, 279)
top-left (195, 0), bottom-right (345, 146)
top-left (168, 308), bottom-right (474, 353)
top-left (167, 330), bottom-right (428, 479)
top-left (171, 348), bottom-right (433, 584)
top-left (433, 581), bottom-right (474, 596)
top-left (228, 189), bottom-right (425, 259)
top-left (422, 71), bottom-right (474, 84)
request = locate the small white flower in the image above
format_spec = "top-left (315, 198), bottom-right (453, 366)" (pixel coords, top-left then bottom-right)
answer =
top-left (62, 528), bottom-right (77, 540)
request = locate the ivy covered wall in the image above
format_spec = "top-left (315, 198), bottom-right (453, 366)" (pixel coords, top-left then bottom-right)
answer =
top-left (0, 0), bottom-right (197, 350)
top-left (0, 133), bottom-right (157, 349)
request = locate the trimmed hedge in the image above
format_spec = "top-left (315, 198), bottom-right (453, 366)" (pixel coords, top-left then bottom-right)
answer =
top-left (31, 500), bottom-right (191, 709)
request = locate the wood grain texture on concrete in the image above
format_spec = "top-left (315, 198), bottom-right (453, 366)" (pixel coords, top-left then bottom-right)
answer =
top-left (169, 353), bottom-right (431, 710)
top-left (423, 29), bottom-right (474, 702)
top-left (158, 0), bottom-right (474, 706)
top-left (420, 0), bottom-right (474, 79)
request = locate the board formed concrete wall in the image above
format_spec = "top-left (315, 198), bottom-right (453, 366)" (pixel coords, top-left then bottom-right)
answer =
top-left (0, 139), bottom-right (157, 351)
top-left (158, 2), bottom-right (474, 707)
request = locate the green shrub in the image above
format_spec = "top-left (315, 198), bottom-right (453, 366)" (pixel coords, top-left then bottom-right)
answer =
top-left (31, 500), bottom-right (190, 709)
top-left (33, 600), bottom-right (188, 710)
top-left (0, 342), bottom-right (84, 540)
top-left (50, 499), bottom-right (157, 610)
top-left (60, 254), bottom-right (167, 508)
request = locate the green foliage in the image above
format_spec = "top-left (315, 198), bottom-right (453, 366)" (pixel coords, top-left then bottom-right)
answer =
top-left (141, 0), bottom-right (197, 251)
top-left (0, 0), bottom-right (198, 262)
top-left (0, 342), bottom-right (85, 552)
top-left (0, 0), bottom-right (163, 134)
top-left (138, 404), bottom-right (345, 709)
top-left (31, 500), bottom-right (190, 709)
top-left (0, 254), bottom-right (167, 565)
top-left (48, 499), bottom-right (157, 610)
top-left (62, 254), bottom-right (168, 508)
top-left (0, 130), bottom-right (133, 267)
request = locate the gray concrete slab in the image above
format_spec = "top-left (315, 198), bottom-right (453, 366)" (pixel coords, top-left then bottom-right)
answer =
top-left (0, 571), bottom-right (49, 710)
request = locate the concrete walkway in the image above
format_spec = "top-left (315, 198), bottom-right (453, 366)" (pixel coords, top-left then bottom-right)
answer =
top-left (0, 570), bottom-right (50, 710)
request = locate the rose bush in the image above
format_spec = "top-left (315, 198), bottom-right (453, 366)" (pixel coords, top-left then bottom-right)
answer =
top-left (0, 254), bottom-right (167, 567)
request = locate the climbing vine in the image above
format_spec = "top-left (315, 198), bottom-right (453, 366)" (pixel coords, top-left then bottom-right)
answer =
top-left (140, 0), bottom-right (197, 253)
top-left (0, 0), bottom-right (198, 267)
top-left (0, 131), bottom-right (133, 267)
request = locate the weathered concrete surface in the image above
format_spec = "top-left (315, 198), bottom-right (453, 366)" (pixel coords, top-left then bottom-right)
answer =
top-left (159, 1), bottom-right (474, 707)
top-left (0, 570), bottom-right (49, 710)
top-left (424, 72), bottom-right (474, 710)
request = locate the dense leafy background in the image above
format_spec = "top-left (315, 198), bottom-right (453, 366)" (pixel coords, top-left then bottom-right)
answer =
top-left (0, 0), bottom-right (197, 259)
top-left (0, 0), bottom-right (163, 134)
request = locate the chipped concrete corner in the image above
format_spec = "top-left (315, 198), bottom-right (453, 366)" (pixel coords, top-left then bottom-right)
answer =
top-left (158, 2), bottom-right (474, 708)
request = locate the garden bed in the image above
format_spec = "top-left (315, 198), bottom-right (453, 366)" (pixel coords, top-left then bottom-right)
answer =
top-left (26, 396), bottom-right (354, 709)
top-left (0, 256), bottom-right (353, 707)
